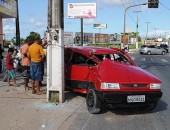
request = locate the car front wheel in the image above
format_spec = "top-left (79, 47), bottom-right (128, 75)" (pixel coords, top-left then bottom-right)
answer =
top-left (162, 51), bottom-right (165, 55)
top-left (86, 89), bottom-right (101, 114)
top-left (147, 51), bottom-right (151, 55)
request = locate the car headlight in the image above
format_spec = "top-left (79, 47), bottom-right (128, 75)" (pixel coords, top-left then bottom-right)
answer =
top-left (150, 83), bottom-right (161, 89)
top-left (101, 83), bottom-right (120, 89)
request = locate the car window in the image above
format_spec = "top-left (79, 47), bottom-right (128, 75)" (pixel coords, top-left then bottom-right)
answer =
top-left (95, 53), bottom-right (132, 64)
top-left (114, 53), bottom-right (131, 64)
top-left (70, 52), bottom-right (95, 65)
top-left (141, 45), bottom-right (148, 48)
top-left (95, 54), bottom-right (113, 61)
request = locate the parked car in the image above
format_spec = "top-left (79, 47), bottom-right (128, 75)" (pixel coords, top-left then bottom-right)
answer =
top-left (160, 44), bottom-right (169, 53)
top-left (64, 46), bottom-right (162, 114)
top-left (139, 45), bottom-right (166, 55)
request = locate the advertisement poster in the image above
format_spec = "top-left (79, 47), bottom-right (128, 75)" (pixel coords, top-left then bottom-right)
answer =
top-left (75, 32), bottom-right (93, 44)
top-left (68, 3), bottom-right (96, 18)
top-left (93, 24), bottom-right (107, 29)
top-left (64, 32), bottom-right (74, 45)
top-left (109, 34), bottom-right (121, 44)
top-left (95, 34), bottom-right (108, 43)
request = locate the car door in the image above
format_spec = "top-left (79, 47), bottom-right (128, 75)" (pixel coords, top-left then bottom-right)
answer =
top-left (149, 45), bottom-right (156, 54)
top-left (65, 50), bottom-right (96, 90)
top-left (155, 46), bottom-right (162, 54)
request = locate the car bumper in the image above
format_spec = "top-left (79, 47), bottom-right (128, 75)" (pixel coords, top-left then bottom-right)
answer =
top-left (96, 91), bottom-right (162, 106)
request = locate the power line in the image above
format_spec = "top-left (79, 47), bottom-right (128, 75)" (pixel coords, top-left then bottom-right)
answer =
top-left (120, 0), bottom-right (126, 9)
top-left (159, 2), bottom-right (170, 10)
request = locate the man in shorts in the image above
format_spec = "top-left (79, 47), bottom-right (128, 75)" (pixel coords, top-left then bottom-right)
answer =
top-left (27, 37), bottom-right (45, 95)
top-left (20, 37), bottom-right (33, 90)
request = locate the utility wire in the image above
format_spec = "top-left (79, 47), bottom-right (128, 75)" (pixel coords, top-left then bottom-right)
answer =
top-left (120, 0), bottom-right (126, 9)
top-left (159, 2), bottom-right (170, 10)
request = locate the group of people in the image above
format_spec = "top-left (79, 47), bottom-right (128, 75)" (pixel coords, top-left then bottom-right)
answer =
top-left (6, 36), bottom-right (46, 95)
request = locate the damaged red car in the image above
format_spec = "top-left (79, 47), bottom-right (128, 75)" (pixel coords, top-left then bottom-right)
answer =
top-left (64, 46), bottom-right (162, 114)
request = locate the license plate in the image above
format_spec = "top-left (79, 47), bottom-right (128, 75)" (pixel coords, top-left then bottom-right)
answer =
top-left (127, 95), bottom-right (145, 103)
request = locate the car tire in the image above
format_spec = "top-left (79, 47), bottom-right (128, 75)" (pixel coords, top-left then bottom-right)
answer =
top-left (147, 51), bottom-right (151, 55)
top-left (162, 51), bottom-right (165, 55)
top-left (86, 89), bottom-right (101, 114)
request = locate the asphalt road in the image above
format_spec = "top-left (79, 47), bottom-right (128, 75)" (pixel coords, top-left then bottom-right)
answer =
top-left (60, 52), bottom-right (170, 130)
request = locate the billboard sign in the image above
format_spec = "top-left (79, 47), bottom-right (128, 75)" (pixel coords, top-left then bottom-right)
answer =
top-left (93, 24), bottom-right (107, 29)
top-left (109, 34), bottom-right (121, 44)
top-left (0, 0), bottom-right (17, 18)
top-left (68, 3), bottom-right (96, 18)
top-left (64, 32), bottom-right (74, 45)
top-left (75, 32), bottom-right (93, 44)
top-left (95, 34), bottom-right (108, 43)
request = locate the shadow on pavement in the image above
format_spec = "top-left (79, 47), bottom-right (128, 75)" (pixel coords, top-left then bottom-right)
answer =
top-left (100, 100), bottom-right (167, 115)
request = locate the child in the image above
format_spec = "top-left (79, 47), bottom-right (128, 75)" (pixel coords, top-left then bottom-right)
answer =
top-left (6, 48), bottom-right (17, 87)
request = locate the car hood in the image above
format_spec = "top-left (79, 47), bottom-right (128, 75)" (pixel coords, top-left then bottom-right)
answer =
top-left (97, 59), bottom-right (161, 83)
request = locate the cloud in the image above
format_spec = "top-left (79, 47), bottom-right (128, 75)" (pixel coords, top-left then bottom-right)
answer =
top-left (96, 0), bottom-right (137, 7)
top-left (27, 18), bottom-right (47, 27)
top-left (2, 19), bottom-right (15, 35)
top-left (3, 18), bottom-right (15, 25)
top-left (3, 25), bottom-right (15, 33)
top-left (84, 19), bottom-right (95, 25)
top-left (96, 0), bottom-right (122, 7)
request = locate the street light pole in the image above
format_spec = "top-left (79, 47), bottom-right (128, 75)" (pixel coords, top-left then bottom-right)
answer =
top-left (123, 3), bottom-right (147, 48)
top-left (134, 11), bottom-right (141, 49)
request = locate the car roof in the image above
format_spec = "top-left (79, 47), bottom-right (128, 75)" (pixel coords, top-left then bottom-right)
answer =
top-left (65, 46), bottom-right (118, 54)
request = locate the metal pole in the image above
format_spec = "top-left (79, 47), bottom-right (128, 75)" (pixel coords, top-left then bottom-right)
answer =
top-left (154, 28), bottom-right (157, 38)
top-left (16, 0), bottom-right (20, 46)
top-left (123, 3), bottom-right (147, 48)
top-left (134, 11), bottom-right (141, 49)
top-left (81, 18), bottom-right (83, 46)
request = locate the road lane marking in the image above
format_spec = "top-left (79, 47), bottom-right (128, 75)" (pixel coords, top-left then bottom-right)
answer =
top-left (161, 59), bottom-right (168, 63)
top-left (141, 58), bottom-right (146, 62)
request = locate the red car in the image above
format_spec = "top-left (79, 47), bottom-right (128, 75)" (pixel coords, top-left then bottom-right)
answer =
top-left (64, 46), bottom-right (162, 114)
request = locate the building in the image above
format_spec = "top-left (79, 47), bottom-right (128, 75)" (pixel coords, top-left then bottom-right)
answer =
top-left (0, 0), bottom-right (17, 44)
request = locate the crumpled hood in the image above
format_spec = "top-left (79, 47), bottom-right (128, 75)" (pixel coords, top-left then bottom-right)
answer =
top-left (97, 59), bottom-right (161, 83)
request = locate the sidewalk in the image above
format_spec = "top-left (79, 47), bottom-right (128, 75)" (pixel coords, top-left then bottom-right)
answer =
top-left (0, 72), bottom-right (87, 130)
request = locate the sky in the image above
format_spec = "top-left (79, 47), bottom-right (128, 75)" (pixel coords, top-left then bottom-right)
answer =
top-left (2, 0), bottom-right (170, 40)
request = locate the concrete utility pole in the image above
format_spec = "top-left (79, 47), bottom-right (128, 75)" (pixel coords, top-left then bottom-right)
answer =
top-left (154, 28), bottom-right (157, 38)
top-left (146, 22), bottom-right (150, 44)
top-left (134, 11), bottom-right (141, 49)
top-left (47, 0), bottom-right (65, 103)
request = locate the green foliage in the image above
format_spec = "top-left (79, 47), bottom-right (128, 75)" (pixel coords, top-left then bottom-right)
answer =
top-left (3, 40), bottom-right (11, 48)
top-left (26, 32), bottom-right (41, 42)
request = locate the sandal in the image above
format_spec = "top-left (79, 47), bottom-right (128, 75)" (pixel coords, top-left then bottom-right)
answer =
top-left (32, 90), bottom-right (36, 94)
top-left (36, 91), bottom-right (41, 95)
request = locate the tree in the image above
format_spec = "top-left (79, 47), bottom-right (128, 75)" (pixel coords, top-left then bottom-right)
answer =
top-left (26, 32), bottom-right (41, 42)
